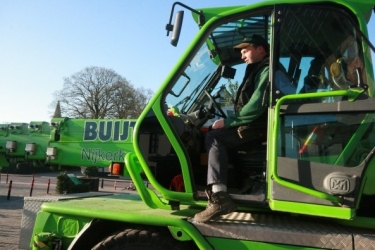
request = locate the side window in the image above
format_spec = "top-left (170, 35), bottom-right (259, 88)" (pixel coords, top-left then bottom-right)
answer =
top-left (275, 5), bottom-right (365, 101)
top-left (278, 113), bottom-right (374, 167)
top-left (275, 5), bottom-right (373, 168)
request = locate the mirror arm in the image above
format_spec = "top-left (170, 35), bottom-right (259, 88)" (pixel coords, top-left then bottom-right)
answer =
top-left (166, 2), bottom-right (205, 36)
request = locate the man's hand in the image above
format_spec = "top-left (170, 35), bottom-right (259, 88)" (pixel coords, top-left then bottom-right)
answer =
top-left (212, 119), bottom-right (225, 129)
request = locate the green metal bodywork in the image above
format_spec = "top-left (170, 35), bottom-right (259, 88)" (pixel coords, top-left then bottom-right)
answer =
top-left (26, 121), bottom-right (51, 161)
top-left (0, 123), bottom-right (9, 167)
top-left (38, 193), bottom-right (367, 250)
top-left (31, 0), bottom-right (375, 249)
top-left (35, 194), bottom-right (212, 250)
top-left (0, 118), bottom-right (137, 172)
top-left (47, 117), bottom-right (136, 168)
top-left (0, 121), bottom-right (52, 171)
top-left (2, 122), bottom-right (30, 169)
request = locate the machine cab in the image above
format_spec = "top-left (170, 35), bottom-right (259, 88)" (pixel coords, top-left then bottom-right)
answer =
top-left (133, 1), bottom-right (375, 219)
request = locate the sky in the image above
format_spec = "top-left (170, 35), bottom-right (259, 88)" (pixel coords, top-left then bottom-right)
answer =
top-left (0, 0), bottom-right (374, 123)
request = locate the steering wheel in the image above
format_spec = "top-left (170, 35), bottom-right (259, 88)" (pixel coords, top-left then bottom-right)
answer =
top-left (204, 90), bottom-right (227, 118)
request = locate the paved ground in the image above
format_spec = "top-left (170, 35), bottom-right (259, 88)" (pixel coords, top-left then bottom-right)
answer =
top-left (0, 171), bottom-right (132, 250)
top-left (0, 195), bottom-right (24, 250)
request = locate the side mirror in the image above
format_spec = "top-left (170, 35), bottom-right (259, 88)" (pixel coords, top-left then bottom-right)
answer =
top-left (169, 11), bottom-right (184, 47)
top-left (166, 3), bottom-right (204, 47)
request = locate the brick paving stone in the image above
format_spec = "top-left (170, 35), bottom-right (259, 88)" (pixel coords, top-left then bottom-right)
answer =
top-left (0, 180), bottom-right (54, 250)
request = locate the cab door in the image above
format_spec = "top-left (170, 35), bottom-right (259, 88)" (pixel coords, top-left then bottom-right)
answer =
top-left (268, 4), bottom-right (375, 219)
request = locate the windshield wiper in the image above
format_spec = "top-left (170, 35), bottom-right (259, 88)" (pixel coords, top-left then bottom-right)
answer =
top-left (181, 73), bottom-right (211, 112)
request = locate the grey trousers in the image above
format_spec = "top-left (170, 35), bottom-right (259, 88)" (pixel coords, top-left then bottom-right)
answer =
top-left (205, 127), bottom-right (263, 185)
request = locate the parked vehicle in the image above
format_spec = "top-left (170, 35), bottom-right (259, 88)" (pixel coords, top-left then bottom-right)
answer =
top-left (29, 1), bottom-right (375, 249)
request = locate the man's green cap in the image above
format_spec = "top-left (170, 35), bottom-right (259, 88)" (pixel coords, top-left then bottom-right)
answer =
top-left (234, 34), bottom-right (268, 51)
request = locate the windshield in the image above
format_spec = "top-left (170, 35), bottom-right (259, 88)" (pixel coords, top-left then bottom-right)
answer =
top-left (166, 45), bottom-right (219, 114)
top-left (165, 12), bottom-right (272, 117)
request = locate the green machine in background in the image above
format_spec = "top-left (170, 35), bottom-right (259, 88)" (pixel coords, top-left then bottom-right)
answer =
top-left (0, 121), bottom-right (52, 173)
top-left (0, 118), bottom-right (137, 174)
top-left (0, 123), bottom-right (9, 167)
top-left (46, 117), bottom-right (136, 172)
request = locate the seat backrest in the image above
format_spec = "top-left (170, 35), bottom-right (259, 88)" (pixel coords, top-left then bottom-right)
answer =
top-left (275, 64), bottom-right (297, 95)
top-left (302, 57), bottom-right (326, 93)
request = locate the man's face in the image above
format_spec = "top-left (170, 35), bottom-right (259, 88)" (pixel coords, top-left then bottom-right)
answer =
top-left (240, 44), bottom-right (263, 64)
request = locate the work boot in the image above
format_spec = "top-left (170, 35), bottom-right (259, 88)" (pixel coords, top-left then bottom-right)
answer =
top-left (194, 189), bottom-right (237, 223)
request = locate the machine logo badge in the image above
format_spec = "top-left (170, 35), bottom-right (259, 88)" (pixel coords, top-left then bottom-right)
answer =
top-left (330, 177), bottom-right (350, 193)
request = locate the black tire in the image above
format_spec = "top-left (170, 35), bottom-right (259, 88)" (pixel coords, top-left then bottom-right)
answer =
top-left (91, 227), bottom-right (194, 250)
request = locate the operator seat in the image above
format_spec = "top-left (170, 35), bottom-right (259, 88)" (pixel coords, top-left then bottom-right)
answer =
top-left (228, 128), bottom-right (267, 193)
top-left (303, 57), bottom-right (327, 93)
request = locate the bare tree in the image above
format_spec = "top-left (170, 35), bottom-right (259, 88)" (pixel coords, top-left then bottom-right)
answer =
top-left (111, 86), bottom-right (153, 118)
top-left (50, 66), bottom-right (153, 119)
